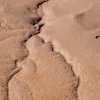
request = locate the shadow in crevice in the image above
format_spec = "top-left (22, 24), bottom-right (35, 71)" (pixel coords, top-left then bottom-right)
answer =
top-left (37, 0), bottom-right (48, 8)
top-left (95, 35), bottom-right (100, 39)
top-left (30, 17), bottom-right (42, 25)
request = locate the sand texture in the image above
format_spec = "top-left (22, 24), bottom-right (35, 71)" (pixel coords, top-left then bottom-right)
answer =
top-left (40, 0), bottom-right (100, 100)
top-left (0, 0), bottom-right (100, 100)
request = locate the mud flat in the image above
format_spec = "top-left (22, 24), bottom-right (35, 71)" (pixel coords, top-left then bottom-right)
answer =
top-left (40, 0), bottom-right (100, 100)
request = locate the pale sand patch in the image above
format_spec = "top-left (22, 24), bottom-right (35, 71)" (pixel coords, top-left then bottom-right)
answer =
top-left (40, 0), bottom-right (100, 100)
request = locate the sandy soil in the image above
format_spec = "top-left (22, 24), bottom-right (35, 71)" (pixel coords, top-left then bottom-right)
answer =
top-left (0, 0), bottom-right (100, 100)
top-left (40, 0), bottom-right (100, 100)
